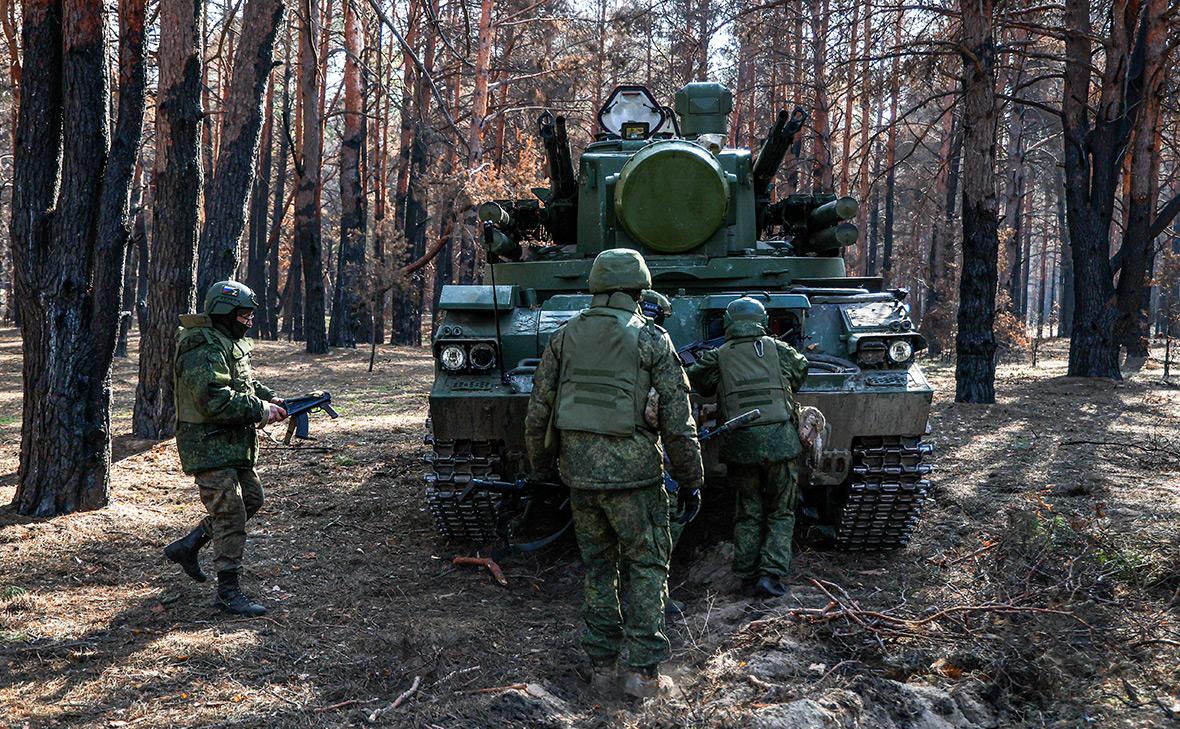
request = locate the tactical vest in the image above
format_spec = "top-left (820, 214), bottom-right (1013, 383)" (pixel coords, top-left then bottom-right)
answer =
top-left (717, 336), bottom-right (791, 425)
top-left (554, 304), bottom-right (650, 436)
top-left (174, 314), bottom-right (255, 424)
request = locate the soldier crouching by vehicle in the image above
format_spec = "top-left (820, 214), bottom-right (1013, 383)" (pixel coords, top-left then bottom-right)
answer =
top-left (686, 297), bottom-right (808, 598)
top-left (163, 281), bottom-right (288, 617)
top-left (524, 250), bottom-right (704, 699)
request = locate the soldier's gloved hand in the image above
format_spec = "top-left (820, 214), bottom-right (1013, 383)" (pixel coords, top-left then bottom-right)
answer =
top-left (262, 402), bottom-right (288, 426)
top-left (677, 488), bottom-right (702, 525)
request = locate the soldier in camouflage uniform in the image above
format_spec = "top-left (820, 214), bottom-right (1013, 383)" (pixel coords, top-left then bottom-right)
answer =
top-left (163, 281), bottom-right (287, 617)
top-left (525, 251), bottom-right (703, 699)
top-left (687, 297), bottom-right (808, 598)
top-left (639, 289), bottom-right (693, 619)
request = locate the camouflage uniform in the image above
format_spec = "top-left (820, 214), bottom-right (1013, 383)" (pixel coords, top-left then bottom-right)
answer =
top-left (174, 314), bottom-right (275, 574)
top-left (525, 286), bottom-right (703, 672)
top-left (687, 318), bottom-right (808, 581)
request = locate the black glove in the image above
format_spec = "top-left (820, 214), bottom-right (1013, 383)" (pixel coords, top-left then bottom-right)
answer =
top-left (677, 488), bottom-right (702, 525)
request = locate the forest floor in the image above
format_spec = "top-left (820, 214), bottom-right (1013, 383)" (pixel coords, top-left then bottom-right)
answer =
top-left (1, 329), bottom-right (1178, 728)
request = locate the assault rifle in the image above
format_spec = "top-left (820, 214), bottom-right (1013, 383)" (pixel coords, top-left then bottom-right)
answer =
top-left (665, 408), bottom-right (762, 524)
top-left (278, 391), bottom-right (339, 443)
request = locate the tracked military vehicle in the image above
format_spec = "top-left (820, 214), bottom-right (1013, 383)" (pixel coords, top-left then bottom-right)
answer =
top-left (424, 82), bottom-right (933, 553)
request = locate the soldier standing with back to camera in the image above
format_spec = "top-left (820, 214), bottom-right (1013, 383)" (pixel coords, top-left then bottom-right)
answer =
top-left (163, 281), bottom-right (287, 616)
top-left (525, 250), bottom-right (704, 699)
top-left (687, 297), bottom-right (808, 598)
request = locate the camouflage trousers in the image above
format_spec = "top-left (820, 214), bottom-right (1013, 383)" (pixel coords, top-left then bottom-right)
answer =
top-left (729, 459), bottom-right (799, 580)
top-left (570, 483), bottom-right (672, 670)
top-left (195, 468), bottom-right (265, 574)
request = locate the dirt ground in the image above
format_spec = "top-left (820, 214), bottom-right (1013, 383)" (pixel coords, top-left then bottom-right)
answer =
top-left (1, 329), bottom-right (1178, 728)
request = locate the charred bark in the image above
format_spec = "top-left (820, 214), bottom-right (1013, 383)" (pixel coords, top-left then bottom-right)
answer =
top-left (295, 0), bottom-right (326, 352)
top-left (196, 0), bottom-right (287, 291)
top-left (11, 0), bottom-right (147, 515)
top-left (954, 0), bottom-right (999, 403)
top-left (134, 0), bottom-right (203, 438)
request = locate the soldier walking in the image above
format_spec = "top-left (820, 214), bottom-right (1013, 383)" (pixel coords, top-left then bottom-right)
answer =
top-left (525, 250), bottom-right (704, 699)
top-left (163, 281), bottom-right (287, 616)
top-left (687, 297), bottom-right (808, 598)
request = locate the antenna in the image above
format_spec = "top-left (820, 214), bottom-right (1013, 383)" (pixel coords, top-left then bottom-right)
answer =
top-left (484, 222), bottom-right (507, 382)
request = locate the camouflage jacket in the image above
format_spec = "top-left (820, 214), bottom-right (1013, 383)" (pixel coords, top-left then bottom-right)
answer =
top-left (173, 315), bottom-right (276, 475)
top-left (687, 322), bottom-right (809, 465)
top-left (525, 293), bottom-right (704, 491)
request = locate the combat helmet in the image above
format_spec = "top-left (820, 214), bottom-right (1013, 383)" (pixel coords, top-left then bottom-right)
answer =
top-left (640, 289), bottom-right (672, 324)
top-left (723, 296), bottom-right (768, 335)
top-left (588, 248), bottom-right (652, 294)
top-left (204, 281), bottom-right (259, 316)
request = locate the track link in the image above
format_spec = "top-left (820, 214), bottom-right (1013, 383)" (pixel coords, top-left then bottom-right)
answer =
top-left (423, 438), bottom-right (503, 544)
top-left (835, 435), bottom-right (933, 551)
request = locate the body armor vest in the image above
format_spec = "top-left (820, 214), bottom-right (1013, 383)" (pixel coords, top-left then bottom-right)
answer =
top-left (717, 336), bottom-right (791, 425)
top-left (174, 315), bottom-right (255, 424)
top-left (555, 306), bottom-right (650, 436)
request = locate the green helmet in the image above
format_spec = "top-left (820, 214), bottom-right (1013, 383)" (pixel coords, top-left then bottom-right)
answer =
top-left (204, 280), bottom-right (259, 316)
top-left (723, 296), bottom-right (768, 332)
top-left (588, 248), bottom-right (652, 294)
top-left (639, 289), bottom-right (672, 322)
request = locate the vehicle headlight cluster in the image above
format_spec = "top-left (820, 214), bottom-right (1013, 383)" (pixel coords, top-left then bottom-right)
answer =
top-left (437, 341), bottom-right (497, 373)
top-left (887, 339), bottom-right (913, 364)
top-left (856, 337), bottom-right (915, 368)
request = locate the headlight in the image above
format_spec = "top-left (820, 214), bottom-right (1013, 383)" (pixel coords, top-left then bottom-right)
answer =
top-left (440, 345), bottom-right (466, 371)
top-left (469, 343), bottom-right (496, 370)
top-left (887, 339), bottom-right (914, 363)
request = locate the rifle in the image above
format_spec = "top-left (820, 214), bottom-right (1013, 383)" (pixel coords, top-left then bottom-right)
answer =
top-left (676, 334), bottom-right (725, 366)
top-left (664, 408), bottom-right (762, 494)
top-left (278, 391), bottom-right (339, 443)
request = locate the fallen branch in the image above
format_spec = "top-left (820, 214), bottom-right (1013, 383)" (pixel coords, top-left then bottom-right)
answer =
top-left (453, 556), bottom-right (508, 587)
top-left (367, 676), bottom-right (421, 722)
top-left (1060, 439), bottom-right (1180, 459)
top-left (463, 683), bottom-right (529, 694)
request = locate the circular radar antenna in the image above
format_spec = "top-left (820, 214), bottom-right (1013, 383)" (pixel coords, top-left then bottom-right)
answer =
top-left (614, 140), bottom-right (730, 253)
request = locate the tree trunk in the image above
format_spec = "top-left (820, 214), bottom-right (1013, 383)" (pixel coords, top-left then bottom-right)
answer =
top-left (390, 0), bottom-right (421, 345)
top-left (468, 0), bottom-right (493, 164)
top-left (1115, 0), bottom-right (1168, 359)
top-left (1061, 0), bottom-right (1140, 378)
top-left (838, 0), bottom-right (859, 197)
top-left (919, 86), bottom-right (960, 358)
top-left (246, 69), bottom-right (275, 339)
top-left (954, 0), bottom-right (999, 403)
top-left (808, 0), bottom-right (832, 192)
top-left (116, 161), bottom-right (146, 358)
top-left (881, 7), bottom-right (902, 285)
top-left (11, 0), bottom-right (147, 515)
top-left (195, 0), bottom-right (287, 291)
top-left (1055, 168), bottom-right (1074, 337)
top-left (133, 0), bottom-right (202, 439)
top-left (329, 0), bottom-right (368, 348)
top-left (295, 0), bottom-right (326, 353)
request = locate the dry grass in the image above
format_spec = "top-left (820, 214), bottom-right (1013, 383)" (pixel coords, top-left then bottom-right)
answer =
top-left (0, 330), bottom-right (1178, 727)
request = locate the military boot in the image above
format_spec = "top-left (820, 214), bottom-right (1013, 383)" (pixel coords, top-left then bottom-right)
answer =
top-left (164, 526), bottom-right (211, 582)
top-left (623, 667), bottom-right (674, 699)
top-left (589, 663), bottom-right (618, 696)
top-left (215, 571), bottom-right (267, 617)
top-left (754, 575), bottom-right (788, 598)
top-left (664, 598), bottom-right (686, 618)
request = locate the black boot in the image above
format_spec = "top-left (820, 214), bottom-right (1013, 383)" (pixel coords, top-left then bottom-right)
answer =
top-left (215, 571), bottom-right (267, 617)
top-left (664, 598), bottom-right (686, 618)
top-left (164, 526), bottom-right (211, 582)
top-left (754, 575), bottom-right (788, 598)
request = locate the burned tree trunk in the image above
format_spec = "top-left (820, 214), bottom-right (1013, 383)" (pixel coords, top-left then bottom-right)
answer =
top-left (133, 0), bottom-right (203, 438)
top-left (11, 0), bottom-right (147, 515)
top-left (954, 0), bottom-right (999, 403)
top-left (329, 0), bottom-right (368, 348)
top-left (295, 0), bottom-right (326, 353)
top-left (246, 71), bottom-right (275, 339)
top-left (196, 0), bottom-right (287, 291)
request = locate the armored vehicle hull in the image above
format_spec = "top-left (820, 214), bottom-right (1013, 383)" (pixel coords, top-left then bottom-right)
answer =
top-left (424, 84), bottom-right (933, 553)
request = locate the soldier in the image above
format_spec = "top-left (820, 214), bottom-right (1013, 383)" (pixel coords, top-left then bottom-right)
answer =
top-left (686, 297), bottom-right (808, 598)
top-left (525, 251), bottom-right (704, 699)
top-left (163, 281), bottom-right (288, 617)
